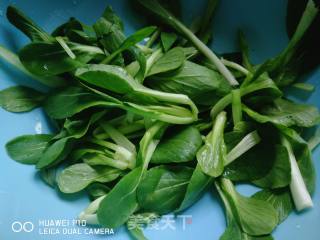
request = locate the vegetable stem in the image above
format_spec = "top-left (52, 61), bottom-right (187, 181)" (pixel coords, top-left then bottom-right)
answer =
top-left (211, 77), bottom-right (280, 118)
top-left (146, 28), bottom-right (161, 48)
top-left (225, 130), bottom-right (261, 165)
top-left (79, 195), bottom-right (106, 225)
top-left (282, 137), bottom-right (313, 211)
top-left (173, 20), bottom-right (239, 86)
top-left (231, 89), bottom-right (242, 125)
top-left (221, 58), bottom-right (249, 75)
top-left (56, 36), bottom-right (76, 59)
top-left (292, 83), bottom-right (315, 92)
top-left (135, 86), bottom-right (199, 120)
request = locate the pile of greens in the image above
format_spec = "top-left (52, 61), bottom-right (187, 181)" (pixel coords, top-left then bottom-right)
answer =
top-left (0, 0), bottom-right (319, 239)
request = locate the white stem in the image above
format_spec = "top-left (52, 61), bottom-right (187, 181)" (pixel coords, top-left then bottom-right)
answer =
top-left (100, 123), bottom-right (136, 153)
top-left (78, 195), bottom-right (106, 225)
top-left (282, 137), bottom-right (313, 211)
top-left (225, 131), bottom-right (261, 165)
top-left (56, 37), bottom-right (76, 59)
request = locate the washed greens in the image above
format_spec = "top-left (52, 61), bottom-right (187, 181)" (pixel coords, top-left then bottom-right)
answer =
top-left (0, 1), bottom-right (319, 240)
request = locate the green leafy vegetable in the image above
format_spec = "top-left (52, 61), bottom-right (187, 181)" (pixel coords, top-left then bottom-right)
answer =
top-left (97, 122), bottom-right (166, 228)
top-left (36, 111), bottom-right (105, 169)
top-left (1, 2), bottom-right (319, 239)
top-left (101, 26), bottom-right (156, 64)
top-left (19, 41), bottom-right (104, 76)
top-left (151, 126), bottom-right (202, 164)
top-left (216, 178), bottom-right (278, 236)
top-left (176, 164), bottom-right (213, 212)
top-left (137, 0), bottom-right (239, 86)
top-left (243, 98), bottom-right (320, 128)
top-left (147, 47), bottom-right (185, 76)
top-left (271, 0), bottom-right (319, 86)
top-left (0, 45), bottom-right (66, 87)
top-left (87, 183), bottom-right (110, 200)
top-left (0, 86), bottom-right (45, 112)
top-left (43, 86), bottom-right (119, 119)
top-left (160, 32), bottom-right (177, 52)
top-left (6, 5), bottom-right (52, 42)
top-left (197, 111), bottom-right (227, 177)
top-left (6, 134), bottom-right (53, 164)
top-left (137, 165), bottom-right (193, 214)
top-left (253, 188), bottom-right (293, 224)
top-left (147, 60), bottom-right (231, 106)
top-left (57, 163), bottom-right (120, 193)
top-left (286, 0), bottom-right (320, 75)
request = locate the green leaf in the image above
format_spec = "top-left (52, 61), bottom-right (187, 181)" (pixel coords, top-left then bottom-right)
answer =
top-left (87, 183), bottom-right (110, 200)
top-left (197, 112), bottom-right (227, 177)
top-left (147, 47), bottom-right (185, 76)
top-left (217, 178), bottom-right (278, 236)
top-left (43, 87), bottom-right (120, 119)
top-left (36, 111), bottom-right (105, 169)
top-left (224, 142), bottom-right (291, 188)
top-left (102, 26), bottom-right (156, 64)
top-left (36, 137), bottom-right (71, 169)
top-left (57, 163), bottom-right (121, 193)
top-left (93, 17), bottom-right (125, 56)
top-left (0, 45), bottom-right (65, 87)
top-left (176, 164), bottom-right (213, 212)
top-left (102, 6), bottom-right (124, 31)
top-left (137, 165), bottom-right (193, 214)
top-left (75, 64), bottom-right (138, 94)
top-left (148, 61), bottom-right (231, 106)
top-left (6, 6), bottom-right (52, 42)
top-left (6, 134), bottom-right (52, 164)
top-left (220, 218), bottom-right (273, 240)
top-left (252, 188), bottom-right (293, 224)
top-left (151, 126), bottom-right (202, 164)
top-left (0, 86), bottom-right (45, 112)
top-left (51, 17), bottom-right (83, 37)
top-left (19, 41), bottom-right (104, 76)
top-left (160, 32), bottom-right (177, 52)
top-left (118, 26), bottom-right (156, 50)
top-left (286, 0), bottom-right (320, 75)
top-left (243, 98), bottom-right (320, 127)
top-left (252, 145), bottom-right (291, 189)
top-left (272, 0), bottom-right (319, 86)
top-left (97, 166), bottom-right (142, 228)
